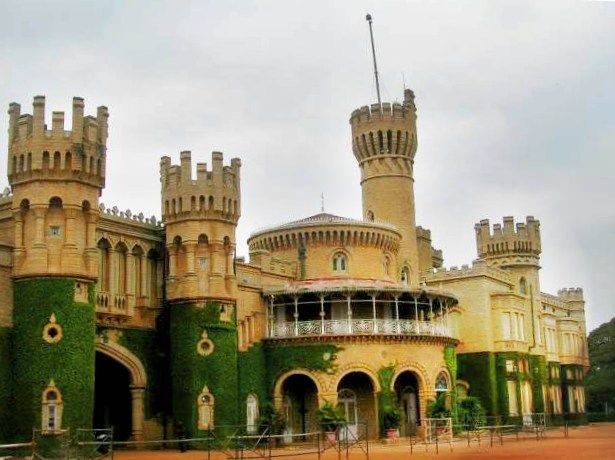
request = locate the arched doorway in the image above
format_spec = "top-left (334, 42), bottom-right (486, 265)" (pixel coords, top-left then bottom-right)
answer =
top-left (281, 374), bottom-right (319, 437)
top-left (337, 372), bottom-right (377, 440)
top-left (95, 340), bottom-right (147, 440)
top-left (94, 352), bottom-right (132, 440)
top-left (393, 371), bottom-right (421, 436)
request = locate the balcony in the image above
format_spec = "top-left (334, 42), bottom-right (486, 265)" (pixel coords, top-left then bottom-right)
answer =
top-left (268, 319), bottom-right (452, 339)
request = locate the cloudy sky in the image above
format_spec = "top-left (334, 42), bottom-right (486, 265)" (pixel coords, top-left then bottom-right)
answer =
top-left (1, 1), bottom-right (613, 330)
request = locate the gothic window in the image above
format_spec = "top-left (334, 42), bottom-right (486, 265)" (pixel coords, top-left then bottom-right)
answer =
top-left (435, 372), bottom-right (449, 392)
top-left (332, 253), bottom-right (347, 273)
top-left (197, 386), bottom-right (214, 430)
top-left (400, 266), bottom-right (410, 285)
top-left (42, 381), bottom-right (63, 433)
top-left (246, 394), bottom-right (259, 434)
top-left (367, 210), bottom-right (374, 221)
top-left (97, 239), bottom-right (111, 292)
top-left (383, 256), bottom-right (390, 276)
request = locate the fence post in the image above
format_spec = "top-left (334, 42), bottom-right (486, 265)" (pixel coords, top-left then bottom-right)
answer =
top-left (435, 421), bottom-right (439, 454)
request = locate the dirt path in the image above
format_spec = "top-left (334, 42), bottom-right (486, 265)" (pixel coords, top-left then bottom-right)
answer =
top-left (113, 423), bottom-right (615, 460)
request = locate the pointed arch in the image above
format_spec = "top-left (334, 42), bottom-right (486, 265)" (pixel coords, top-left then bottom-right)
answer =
top-left (95, 338), bottom-right (147, 387)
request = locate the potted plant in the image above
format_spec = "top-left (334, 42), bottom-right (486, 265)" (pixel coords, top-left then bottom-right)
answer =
top-left (427, 393), bottom-right (452, 434)
top-left (383, 406), bottom-right (402, 440)
top-left (316, 402), bottom-right (345, 445)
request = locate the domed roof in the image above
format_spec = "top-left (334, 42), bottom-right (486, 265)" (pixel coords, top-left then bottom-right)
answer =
top-left (249, 212), bottom-right (399, 239)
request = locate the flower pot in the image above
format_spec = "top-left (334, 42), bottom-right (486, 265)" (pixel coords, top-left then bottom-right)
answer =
top-left (386, 428), bottom-right (399, 439)
top-left (325, 431), bottom-right (337, 446)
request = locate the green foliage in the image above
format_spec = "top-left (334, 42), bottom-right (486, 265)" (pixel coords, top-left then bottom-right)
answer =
top-left (376, 365), bottom-right (398, 434)
top-left (585, 317), bottom-right (615, 412)
top-left (530, 355), bottom-right (547, 413)
top-left (457, 396), bottom-right (486, 429)
top-left (427, 392), bottom-right (451, 418)
top-left (259, 402), bottom-right (286, 435)
top-left (11, 278), bottom-right (96, 441)
top-left (169, 301), bottom-right (238, 436)
top-left (444, 346), bottom-right (458, 423)
top-left (264, 343), bottom-right (340, 392)
top-left (457, 352), bottom-right (498, 415)
top-left (0, 327), bottom-right (11, 442)
top-left (116, 326), bottom-right (170, 418)
top-left (316, 402), bottom-right (345, 431)
top-left (238, 343), bottom-right (268, 425)
top-left (382, 406), bottom-right (402, 430)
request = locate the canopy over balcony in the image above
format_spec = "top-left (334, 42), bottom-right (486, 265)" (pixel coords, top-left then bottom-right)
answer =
top-left (263, 280), bottom-right (457, 341)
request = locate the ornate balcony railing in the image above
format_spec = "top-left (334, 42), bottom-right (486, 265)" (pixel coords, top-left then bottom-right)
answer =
top-left (268, 319), bottom-right (452, 339)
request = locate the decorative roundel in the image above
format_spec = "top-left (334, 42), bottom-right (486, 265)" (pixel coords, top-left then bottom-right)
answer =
top-left (196, 330), bottom-right (215, 357)
top-left (42, 313), bottom-right (63, 344)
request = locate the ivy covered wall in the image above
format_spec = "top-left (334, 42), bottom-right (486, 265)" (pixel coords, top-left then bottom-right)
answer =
top-left (0, 327), bottom-right (11, 442)
top-left (11, 278), bottom-right (96, 441)
top-left (457, 352), bottom-right (498, 415)
top-left (169, 301), bottom-right (238, 436)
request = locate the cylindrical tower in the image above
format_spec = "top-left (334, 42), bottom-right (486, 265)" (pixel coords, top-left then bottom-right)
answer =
top-left (160, 151), bottom-right (242, 435)
top-left (350, 89), bottom-right (419, 287)
top-left (7, 96), bottom-right (107, 438)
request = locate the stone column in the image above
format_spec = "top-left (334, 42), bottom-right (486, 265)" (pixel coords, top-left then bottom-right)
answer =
top-left (185, 242), bottom-right (196, 275)
top-left (130, 386), bottom-right (145, 441)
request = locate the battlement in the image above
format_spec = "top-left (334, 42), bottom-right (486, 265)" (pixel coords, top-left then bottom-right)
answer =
top-left (558, 288), bottom-right (584, 302)
top-left (7, 96), bottom-right (108, 189)
top-left (160, 151), bottom-right (241, 224)
top-left (475, 216), bottom-right (541, 265)
top-left (427, 259), bottom-right (514, 284)
top-left (350, 90), bottom-right (418, 164)
top-left (416, 226), bottom-right (432, 240)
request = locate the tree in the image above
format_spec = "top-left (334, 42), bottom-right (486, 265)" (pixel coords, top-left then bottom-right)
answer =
top-left (585, 317), bottom-right (615, 413)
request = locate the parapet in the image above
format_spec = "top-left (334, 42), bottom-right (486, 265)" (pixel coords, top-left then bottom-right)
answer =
top-left (475, 216), bottom-right (541, 265)
top-left (160, 151), bottom-right (241, 224)
top-left (558, 288), bottom-right (584, 302)
top-left (427, 259), bottom-right (514, 284)
top-left (350, 90), bottom-right (418, 163)
top-left (7, 96), bottom-right (108, 188)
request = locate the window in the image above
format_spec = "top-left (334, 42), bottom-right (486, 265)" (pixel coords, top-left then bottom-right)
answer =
top-left (332, 253), bottom-right (347, 273)
top-left (197, 386), bottom-right (214, 430)
top-left (501, 313), bottom-right (511, 340)
top-left (48, 226), bottom-right (60, 236)
top-left (519, 278), bottom-right (527, 295)
top-left (507, 380), bottom-right (518, 416)
top-left (506, 359), bottom-right (515, 373)
top-left (42, 381), bottom-right (63, 433)
top-left (246, 394), bottom-right (259, 434)
top-left (435, 372), bottom-right (449, 392)
top-left (400, 266), bottom-right (410, 285)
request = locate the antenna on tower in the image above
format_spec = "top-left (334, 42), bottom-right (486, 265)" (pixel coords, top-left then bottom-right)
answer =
top-left (366, 13), bottom-right (382, 107)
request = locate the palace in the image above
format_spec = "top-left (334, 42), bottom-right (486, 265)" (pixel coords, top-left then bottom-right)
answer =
top-left (0, 89), bottom-right (589, 442)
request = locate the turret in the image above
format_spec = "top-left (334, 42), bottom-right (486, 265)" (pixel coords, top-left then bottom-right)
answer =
top-left (350, 89), bottom-right (419, 286)
top-left (475, 216), bottom-right (541, 268)
top-left (161, 151), bottom-right (241, 302)
top-left (7, 96), bottom-right (107, 279)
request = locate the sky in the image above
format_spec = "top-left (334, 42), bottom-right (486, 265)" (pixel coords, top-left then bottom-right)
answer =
top-left (1, 1), bottom-right (614, 331)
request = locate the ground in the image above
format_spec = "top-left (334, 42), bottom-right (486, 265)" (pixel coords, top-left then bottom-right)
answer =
top-left (110, 423), bottom-right (615, 459)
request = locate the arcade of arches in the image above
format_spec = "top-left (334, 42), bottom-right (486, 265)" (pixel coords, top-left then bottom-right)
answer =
top-left (274, 367), bottom-right (442, 439)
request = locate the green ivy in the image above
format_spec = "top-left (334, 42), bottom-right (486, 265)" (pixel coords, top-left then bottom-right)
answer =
top-left (457, 352), bottom-right (498, 415)
top-left (376, 365), bottom-right (397, 435)
top-left (264, 343), bottom-right (340, 393)
top-left (444, 346), bottom-right (459, 423)
top-left (529, 355), bottom-right (547, 413)
top-left (169, 301), bottom-right (238, 437)
top-left (11, 278), bottom-right (96, 441)
top-left (0, 327), bottom-right (11, 442)
top-left (237, 343), bottom-right (267, 425)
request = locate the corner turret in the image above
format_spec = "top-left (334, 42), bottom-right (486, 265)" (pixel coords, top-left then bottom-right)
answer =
top-left (7, 96), bottom-right (107, 279)
top-left (475, 216), bottom-right (541, 268)
top-left (161, 151), bottom-right (241, 302)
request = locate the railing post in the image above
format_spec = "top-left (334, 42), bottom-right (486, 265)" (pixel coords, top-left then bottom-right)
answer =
top-left (394, 296), bottom-right (400, 334)
top-left (294, 297), bottom-right (299, 336)
top-left (372, 295), bottom-right (377, 334)
top-left (320, 295), bottom-right (325, 335)
top-left (414, 297), bottom-right (419, 334)
top-left (347, 295), bottom-right (353, 334)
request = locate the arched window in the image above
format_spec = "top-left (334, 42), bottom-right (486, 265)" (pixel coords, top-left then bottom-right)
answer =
top-left (400, 266), bottom-right (410, 285)
top-left (337, 388), bottom-right (357, 425)
top-left (42, 381), bottom-right (63, 432)
top-left (246, 394), bottom-right (259, 434)
top-left (197, 386), bottom-right (214, 430)
top-left (133, 246), bottom-right (144, 298)
top-left (115, 242), bottom-right (128, 295)
top-left (332, 253), bottom-right (347, 273)
top-left (383, 256), bottom-right (390, 276)
top-left (519, 278), bottom-right (527, 295)
top-left (366, 210), bottom-right (374, 221)
top-left (435, 372), bottom-right (449, 393)
top-left (97, 239), bottom-right (111, 291)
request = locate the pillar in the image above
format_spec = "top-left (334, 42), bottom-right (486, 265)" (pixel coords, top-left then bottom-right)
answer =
top-left (130, 386), bottom-right (145, 441)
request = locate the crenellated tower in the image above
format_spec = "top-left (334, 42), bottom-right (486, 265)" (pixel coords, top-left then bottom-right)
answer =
top-left (160, 151), bottom-right (241, 302)
top-left (350, 89), bottom-right (419, 287)
top-left (6, 96), bottom-right (107, 438)
top-left (7, 96), bottom-right (107, 279)
top-left (475, 216), bottom-right (544, 352)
